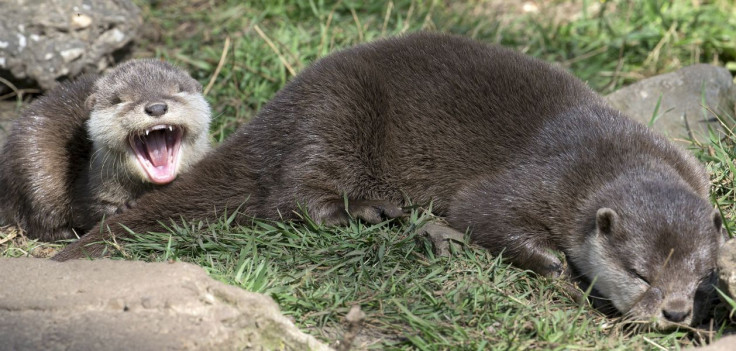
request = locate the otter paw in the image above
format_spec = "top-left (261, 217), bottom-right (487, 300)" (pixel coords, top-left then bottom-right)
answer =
top-left (525, 257), bottom-right (568, 278)
top-left (419, 222), bottom-right (466, 257)
top-left (560, 280), bottom-right (585, 305)
top-left (316, 199), bottom-right (404, 226)
top-left (347, 200), bottom-right (405, 224)
top-left (114, 200), bottom-right (138, 214)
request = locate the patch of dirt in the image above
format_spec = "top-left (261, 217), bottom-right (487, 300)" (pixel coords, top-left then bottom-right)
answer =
top-left (314, 324), bottom-right (404, 350)
top-left (0, 101), bottom-right (21, 148)
top-left (0, 225), bottom-right (61, 258)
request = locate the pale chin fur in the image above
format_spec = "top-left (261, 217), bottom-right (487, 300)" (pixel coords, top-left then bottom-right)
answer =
top-left (171, 91), bottom-right (212, 174)
top-left (86, 91), bottom-right (212, 184)
top-left (570, 233), bottom-right (649, 315)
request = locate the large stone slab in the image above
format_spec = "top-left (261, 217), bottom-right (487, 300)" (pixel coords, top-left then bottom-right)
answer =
top-left (718, 239), bottom-right (736, 309)
top-left (606, 64), bottom-right (735, 142)
top-left (0, 101), bottom-right (17, 150)
top-left (0, 258), bottom-right (332, 351)
top-left (687, 335), bottom-right (736, 351)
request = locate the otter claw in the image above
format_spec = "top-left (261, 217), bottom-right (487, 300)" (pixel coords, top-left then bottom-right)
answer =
top-left (419, 222), bottom-right (465, 257)
top-left (115, 200), bottom-right (138, 214)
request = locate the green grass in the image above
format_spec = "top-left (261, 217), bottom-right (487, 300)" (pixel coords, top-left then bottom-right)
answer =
top-left (85, 210), bottom-right (703, 350)
top-left (4, 0), bottom-right (736, 349)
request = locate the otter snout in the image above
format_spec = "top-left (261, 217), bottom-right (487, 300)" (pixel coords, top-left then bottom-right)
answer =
top-left (662, 301), bottom-right (691, 323)
top-left (145, 102), bottom-right (168, 117)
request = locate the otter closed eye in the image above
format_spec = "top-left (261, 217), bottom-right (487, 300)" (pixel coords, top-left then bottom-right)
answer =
top-left (628, 269), bottom-right (650, 285)
top-left (698, 270), bottom-right (717, 287)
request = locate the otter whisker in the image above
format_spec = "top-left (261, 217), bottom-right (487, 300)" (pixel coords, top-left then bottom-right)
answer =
top-left (89, 147), bottom-right (105, 169)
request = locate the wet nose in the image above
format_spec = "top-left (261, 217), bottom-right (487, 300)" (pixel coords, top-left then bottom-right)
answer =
top-left (144, 102), bottom-right (168, 117)
top-left (662, 308), bottom-right (691, 323)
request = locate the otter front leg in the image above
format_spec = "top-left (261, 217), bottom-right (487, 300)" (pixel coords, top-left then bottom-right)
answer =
top-left (447, 179), bottom-right (565, 278)
top-left (416, 221), bottom-right (562, 275)
top-left (452, 218), bottom-right (565, 277)
top-left (508, 239), bottom-right (567, 278)
top-left (313, 198), bottom-right (405, 226)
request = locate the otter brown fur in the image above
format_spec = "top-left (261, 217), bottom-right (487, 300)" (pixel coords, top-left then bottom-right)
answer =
top-left (54, 33), bottom-right (724, 329)
top-left (0, 59), bottom-right (211, 241)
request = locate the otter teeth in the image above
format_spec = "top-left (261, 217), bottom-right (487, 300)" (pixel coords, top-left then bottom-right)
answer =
top-left (130, 124), bottom-right (184, 185)
top-left (141, 125), bottom-right (177, 136)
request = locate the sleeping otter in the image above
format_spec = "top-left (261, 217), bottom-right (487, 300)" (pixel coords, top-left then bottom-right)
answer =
top-left (53, 33), bottom-right (725, 330)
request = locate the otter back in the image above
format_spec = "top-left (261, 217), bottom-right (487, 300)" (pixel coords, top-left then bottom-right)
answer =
top-left (0, 75), bottom-right (96, 240)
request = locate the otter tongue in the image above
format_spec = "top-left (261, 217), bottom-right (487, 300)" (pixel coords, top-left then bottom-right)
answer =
top-left (133, 128), bottom-right (180, 185)
top-left (145, 130), bottom-right (170, 167)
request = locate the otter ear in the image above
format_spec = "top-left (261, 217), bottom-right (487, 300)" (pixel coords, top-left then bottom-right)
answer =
top-left (85, 94), bottom-right (97, 111)
top-left (596, 208), bottom-right (618, 236)
top-left (713, 210), bottom-right (723, 232)
top-left (712, 210), bottom-right (726, 244)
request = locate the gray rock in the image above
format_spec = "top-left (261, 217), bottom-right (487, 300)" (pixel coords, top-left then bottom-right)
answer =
top-left (0, 0), bottom-right (141, 91)
top-left (0, 101), bottom-right (17, 150)
top-left (687, 335), bottom-right (736, 351)
top-left (0, 258), bottom-right (333, 351)
top-left (605, 64), bottom-right (735, 142)
top-left (718, 239), bottom-right (736, 310)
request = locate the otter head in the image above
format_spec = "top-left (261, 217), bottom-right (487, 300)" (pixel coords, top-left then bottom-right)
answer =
top-left (86, 59), bottom-right (211, 185)
top-left (571, 180), bottom-right (725, 330)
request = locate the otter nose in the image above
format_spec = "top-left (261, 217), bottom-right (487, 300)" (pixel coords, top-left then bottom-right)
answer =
top-left (144, 103), bottom-right (168, 117)
top-left (662, 308), bottom-right (690, 323)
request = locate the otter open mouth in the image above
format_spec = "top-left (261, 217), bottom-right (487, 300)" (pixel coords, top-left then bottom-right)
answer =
top-left (129, 125), bottom-right (183, 185)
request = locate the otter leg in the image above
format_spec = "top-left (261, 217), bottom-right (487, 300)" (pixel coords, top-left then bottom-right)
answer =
top-left (114, 199), bottom-right (138, 214)
top-left (508, 239), bottom-right (566, 277)
top-left (315, 198), bottom-right (404, 226)
top-left (446, 178), bottom-right (565, 278)
top-left (458, 220), bottom-right (564, 277)
top-left (28, 224), bottom-right (78, 242)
